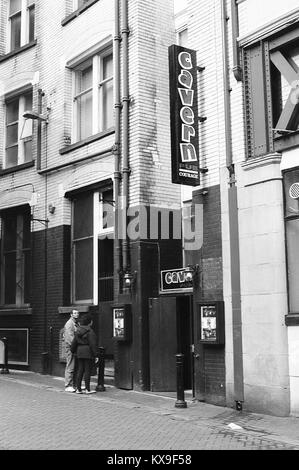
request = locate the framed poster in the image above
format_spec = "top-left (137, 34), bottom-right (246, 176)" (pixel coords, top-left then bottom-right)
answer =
top-left (112, 305), bottom-right (132, 342)
top-left (197, 302), bottom-right (224, 345)
top-left (0, 328), bottom-right (29, 365)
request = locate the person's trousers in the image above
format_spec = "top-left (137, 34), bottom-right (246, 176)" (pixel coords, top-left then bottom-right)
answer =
top-left (76, 358), bottom-right (92, 391)
top-left (65, 347), bottom-right (77, 388)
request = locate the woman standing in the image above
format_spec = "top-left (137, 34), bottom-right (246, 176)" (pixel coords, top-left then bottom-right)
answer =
top-left (74, 314), bottom-right (98, 394)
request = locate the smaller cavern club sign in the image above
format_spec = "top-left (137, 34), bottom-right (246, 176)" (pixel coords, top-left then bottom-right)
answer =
top-left (168, 44), bottom-right (200, 186)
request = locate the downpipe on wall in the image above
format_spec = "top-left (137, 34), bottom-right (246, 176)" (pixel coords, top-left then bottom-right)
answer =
top-left (221, 0), bottom-right (244, 411)
top-left (121, 0), bottom-right (130, 276)
top-left (114, 0), bottom-right (122, 295)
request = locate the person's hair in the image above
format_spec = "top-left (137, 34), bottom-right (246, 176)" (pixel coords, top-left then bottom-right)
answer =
top-left (71, 309), bottom-right (79, 315)
top-left (80, 313), bottom-right (92, 326)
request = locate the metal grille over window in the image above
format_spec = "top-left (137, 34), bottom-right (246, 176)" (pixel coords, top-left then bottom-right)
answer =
top-left (289, 183), bottom-right (299, 200)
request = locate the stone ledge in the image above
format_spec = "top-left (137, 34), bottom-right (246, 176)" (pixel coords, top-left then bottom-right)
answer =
top-left (242, 153), bottom-right (282, 171)
top-left (0, 308), bottom-right (32, 315)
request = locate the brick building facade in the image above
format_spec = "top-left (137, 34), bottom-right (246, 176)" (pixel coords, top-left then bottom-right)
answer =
top-left (0, 0), bottom-right (299, 417)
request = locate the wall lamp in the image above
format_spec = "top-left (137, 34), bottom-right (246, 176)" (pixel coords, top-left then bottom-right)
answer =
top-left (184, 264), bottom-right (200, 283)
top-left (23, 110), bottom-right (49, 123)
top-left (122, 270), bottom-right (137, 293)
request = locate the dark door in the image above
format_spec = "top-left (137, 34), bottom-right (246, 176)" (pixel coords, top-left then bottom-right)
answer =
top-left (193, 302), bottom-right (205, 401)
top-left (176, 296), bottom-right (193, 391)
top-left (149, 297), bottom-right (177, 392)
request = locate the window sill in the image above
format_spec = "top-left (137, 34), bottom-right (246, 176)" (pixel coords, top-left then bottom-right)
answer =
top-left (0, 40), bottom-right (37, 63)
top-left (61, 0), bottom-right (99, 26)
top-left (0, 161), bottom-right (35, 176)
top-left (59, 128), bottom-right (115, 155)
top-left (0, 307), bottom-right (32, 316)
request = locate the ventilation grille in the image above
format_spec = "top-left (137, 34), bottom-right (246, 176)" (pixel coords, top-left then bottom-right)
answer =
top-left (289, 183), bottom-right (299, 199)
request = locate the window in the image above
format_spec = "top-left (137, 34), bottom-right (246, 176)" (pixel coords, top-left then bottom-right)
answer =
top-left (8, 0), bottom-right (35, 52)
top-left (5, 89), bottom-right (33, 169)
top-left (243, 25), bottom-right (299, 158)
top-left (284, 168), bottom-right (299, 313)
top-left (72, 187), bottom-right (114, 304)
top-left (0, 206), bottom-right (31, 307)
top-left (98, 189), bottom-right (114, 302)
top-left (73, 49), bottom-right (113, 142)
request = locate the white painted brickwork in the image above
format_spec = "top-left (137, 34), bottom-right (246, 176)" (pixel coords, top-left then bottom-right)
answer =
top-left (0, 0), bottom-right (182, 234)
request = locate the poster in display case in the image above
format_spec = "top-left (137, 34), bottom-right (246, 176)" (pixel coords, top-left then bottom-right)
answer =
top-left (197, 301), bottom-right (225, 345)
top-left (112, 304), bottom-right (132, 342)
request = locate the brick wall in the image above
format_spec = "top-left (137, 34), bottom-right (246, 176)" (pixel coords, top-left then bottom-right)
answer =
top-left (30, 225), bottom-right (71, 373)
top-left (193, 184), bottom-right (225, 405)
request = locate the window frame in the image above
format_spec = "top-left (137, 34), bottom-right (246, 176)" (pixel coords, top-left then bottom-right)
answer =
top-left (72, 46), bottom-right (113, 143)
top-left (242, 23), bottom-right (299, 159)
top-left (71, 187), bottom-right (114, 305)
top-left (0, 206), bottom-right (31, 308)
top-left (283, 167), bottom-right (299, 316)
top-left (7, 0), bottom-right (35, 53)
top-left (4, 88), bottom-right (33, 170)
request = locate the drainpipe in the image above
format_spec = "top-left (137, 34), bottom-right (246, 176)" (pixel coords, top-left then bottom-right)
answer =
top-left (231, 0), bottom-right (243, 82)
top-left (221, 0), bottom-right (244, 409)
top-left (121, 0), bottom-right (130, 274)
top-left (36, 89), bottom-right (45, 171)
top-left (114, 0), bottom-right (122, 294)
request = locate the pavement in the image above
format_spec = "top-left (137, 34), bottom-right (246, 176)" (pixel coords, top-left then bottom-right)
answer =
top-left (1, 368), bottom-right (299, 453)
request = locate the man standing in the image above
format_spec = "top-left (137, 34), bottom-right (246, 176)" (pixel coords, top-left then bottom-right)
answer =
top-left (64, 309), bottom-right (80, 392)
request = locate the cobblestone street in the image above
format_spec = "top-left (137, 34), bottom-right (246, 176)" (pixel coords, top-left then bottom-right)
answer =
top-left (1, 371), bottom-right (299, 454)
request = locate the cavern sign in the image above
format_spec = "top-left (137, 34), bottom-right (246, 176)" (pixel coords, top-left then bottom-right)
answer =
top-left (168, 44), bottom-right (200, 186)
top-left (160, 268), bottom-right (193, 293)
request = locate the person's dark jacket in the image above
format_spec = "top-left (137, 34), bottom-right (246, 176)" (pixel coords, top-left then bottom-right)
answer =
top-left (75, 325), bottom-right (97, 359)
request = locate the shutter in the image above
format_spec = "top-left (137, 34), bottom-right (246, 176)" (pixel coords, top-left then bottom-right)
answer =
top-left (243, 42), bottom-right (269, 158)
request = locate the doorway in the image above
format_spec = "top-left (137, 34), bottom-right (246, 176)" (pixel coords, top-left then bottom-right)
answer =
top-left (176, 296), bottom-right (193, 392)
top-left (148, 295), bottom-right (194, 394)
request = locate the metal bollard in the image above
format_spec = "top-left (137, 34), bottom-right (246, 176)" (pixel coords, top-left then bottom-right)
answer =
top-left (41, 352), bottom-right (49, 375)
top-left (175, 353), bottom-right (187, 408)
top-left (96, 346), bottom-right (106, 392)
top-left (0, 337), bottom-right (9, 374)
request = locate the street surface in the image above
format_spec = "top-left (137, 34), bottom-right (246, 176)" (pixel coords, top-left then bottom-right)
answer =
top-left (1, 371), bottom-right (299, 457)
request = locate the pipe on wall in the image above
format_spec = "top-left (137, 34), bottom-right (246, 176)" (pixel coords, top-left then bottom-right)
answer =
top-left (231, 0), bottom-right (243, 81)
top-left (221, 0), bottom-right (244, 407)
top-left (114, 0), bottom-right (122, 294)
top-left (121, 0), bottom-right (130, 274)
top-left (36, 88), bottom-right (45, 171)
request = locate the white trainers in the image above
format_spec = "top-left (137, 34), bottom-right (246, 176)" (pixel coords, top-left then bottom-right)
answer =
top-left (85, 390), bottom-right (96, 394)
top-left (65, 386), bottom-right (76, 393)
